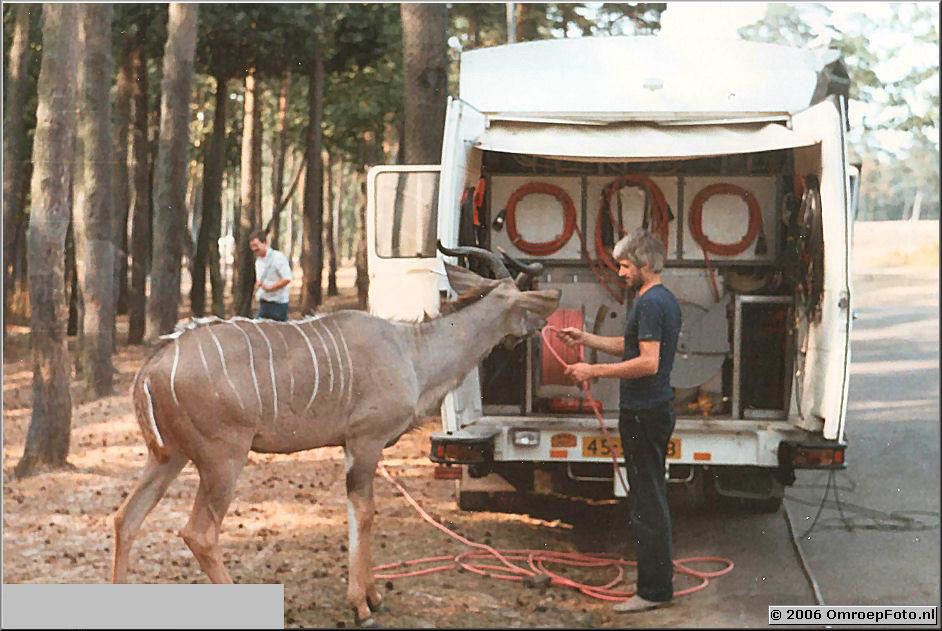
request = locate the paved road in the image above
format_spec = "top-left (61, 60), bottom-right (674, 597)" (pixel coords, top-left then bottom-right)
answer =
top-left (608, 271), bottom-right (940, 627)
top-left (791, 272), bottom-right (939, 606)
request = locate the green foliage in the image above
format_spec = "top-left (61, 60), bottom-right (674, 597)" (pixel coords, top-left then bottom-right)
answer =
top-left (321, 4), bottom-right (402, 162)
top-left (738, 3), bottom-right (940, 220)
top-left (112, 4), bottom-right (168, 61)
top-left (3, 4), bottom-right (43, 215)
top-left (860, 136), bottom-right (940, 221)
top-left (196, 4), bottom-right (306, 80)
top-left (593, 3), bottom-right (666, 35)
top-left (737, 3), bottom-right (819, 47)
top-left (449, 3), bottom-right (506, 49)
top-left (448, 3), bottom-right (665, 48)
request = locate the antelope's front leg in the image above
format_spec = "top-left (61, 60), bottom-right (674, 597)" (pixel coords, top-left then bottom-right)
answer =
top-left (344, 447), bottom-right (383, 627)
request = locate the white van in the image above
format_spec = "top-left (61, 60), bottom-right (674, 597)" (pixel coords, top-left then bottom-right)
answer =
top-left (367, 37), bottom-right (855, 513)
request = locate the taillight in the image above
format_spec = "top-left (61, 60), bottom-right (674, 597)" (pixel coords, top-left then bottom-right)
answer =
top-left (429, 437), bottom-right (493, 465)
top-left (780, 442), bottom-right (846, 470)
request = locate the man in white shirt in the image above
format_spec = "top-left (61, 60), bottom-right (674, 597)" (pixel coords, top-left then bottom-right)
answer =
top-left (249, 231), bottom-right (292, 321)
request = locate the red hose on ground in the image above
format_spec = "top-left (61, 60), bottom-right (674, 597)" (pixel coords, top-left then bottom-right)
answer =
top-left (372, 325), bottom-right (734, 601)
top-left (376, 464), bottom-right (733, 601)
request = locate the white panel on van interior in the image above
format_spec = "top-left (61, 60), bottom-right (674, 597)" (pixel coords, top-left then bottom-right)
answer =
top-left (681, 176), bottom-right (778, 263)
top-left (790, 96), bottom-right (852, 442)
top-left (489, 176), bottom-right (583, 260)
top-left (585, 176), bottom-right (680, 260)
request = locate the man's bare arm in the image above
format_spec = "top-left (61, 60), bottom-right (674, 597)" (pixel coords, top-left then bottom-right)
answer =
top-left (557, 327), bottom-right (624, 356)
top-left (581, 332), bottom-right (625, 356)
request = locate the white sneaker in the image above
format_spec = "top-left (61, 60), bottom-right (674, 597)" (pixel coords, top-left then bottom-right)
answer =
top-left (612, 594), bottom-right (672, 613)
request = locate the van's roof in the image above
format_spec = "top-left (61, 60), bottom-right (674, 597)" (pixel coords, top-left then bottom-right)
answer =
top-left (459, 36), bottom-right (843, 122)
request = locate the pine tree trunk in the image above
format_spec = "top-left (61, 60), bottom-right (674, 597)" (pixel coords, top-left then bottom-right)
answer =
top-left (355, 132), bottom-right (382, 310)
top-left (301, 48), bottom-right (325, 315)
top-left (326, 154), bottom-right (339, 297)
top-left (270, 75), bottom-right (290, 251)
top-left (74, 4), bottom-right (116, 398)
top-left (147, 3), bottom-right (198, 339)
top-left (355, 169), bottom-right (369, 310)
top-left (127, 40), bottom-right (150, 344)
top-left (3, 4), bottom-right (34, 333)
top-left (400, 3), bottom-right (448, 164)
top-left (289, 156), bottom-right (303, 264)
top-left (15, 3), bottom-right (79, 479)
top-left (113, 35), bottom-right (133, 317)
top-left (191, 72), bottom-right (227, 318)
top-left (252, 84), bottom-right (263, 231)
top-left (234, 68), bottom-right (260, 317)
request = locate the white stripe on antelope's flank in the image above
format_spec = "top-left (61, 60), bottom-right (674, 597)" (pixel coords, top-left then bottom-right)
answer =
top-left (288, 321), bottom-right (319, 412)
top-left (143, 377), bottom-right (165, 448)
top-left (334, 322), bottom-right (355, 408)
top-left (206, 325), bottom-right (245, 412)
top-left (229, 321), bottom-right (263, 416)
top-left (318, 320), bottom-right (344, 395)
top-left (273, 325), bottom-right (294, 401)
top-left (195, 336), bottom-right (212, 384)
top-left (170, 338), bottom-right (181, 405)
top-left (307, 320), bottom-right (334, 394)
top-left (250, 321), bottom-right (278, 418)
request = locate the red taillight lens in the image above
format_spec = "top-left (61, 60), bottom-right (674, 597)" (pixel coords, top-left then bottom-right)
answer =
top-left (429, 438), bottom-right (492, 464)
top-left (792, 446), bottom-right (845, 468)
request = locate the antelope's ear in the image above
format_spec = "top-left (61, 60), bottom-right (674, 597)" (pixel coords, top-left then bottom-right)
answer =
top-left (444, 262), bottom-right (497, 295)
top-left (515, 289), bottom-right (562, 318)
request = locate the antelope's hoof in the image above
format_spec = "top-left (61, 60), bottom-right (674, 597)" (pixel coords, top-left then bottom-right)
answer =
top-left (353, 609), bottom-right (380, 628)
top-left (368, 601), bottom-right (389, 614)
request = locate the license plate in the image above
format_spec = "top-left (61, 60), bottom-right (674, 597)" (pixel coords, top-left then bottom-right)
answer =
top-left (582, 436), bottom-right (682, 459)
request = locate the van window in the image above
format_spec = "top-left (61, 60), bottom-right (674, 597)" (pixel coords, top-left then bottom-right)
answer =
top-left (374, 171), bottom-right (439, 258)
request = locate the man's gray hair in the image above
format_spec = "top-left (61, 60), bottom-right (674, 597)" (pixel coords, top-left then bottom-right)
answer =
top-left (612, 229), bottom-right (666, 273)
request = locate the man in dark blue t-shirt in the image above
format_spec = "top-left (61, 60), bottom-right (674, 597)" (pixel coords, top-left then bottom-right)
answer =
top-left (558, 228), bottom-right (681, 613)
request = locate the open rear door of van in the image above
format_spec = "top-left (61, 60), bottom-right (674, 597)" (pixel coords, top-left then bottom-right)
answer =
top-left (790, 95), bottom-right (853, 442)
top-left (366, 165), bottom-right (442, 322)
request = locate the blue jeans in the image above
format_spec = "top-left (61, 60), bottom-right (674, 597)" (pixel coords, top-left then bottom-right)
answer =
top-left (619, 401), bottom-right (676, 602)
top-left (256, 300), bottom-right (289, 321)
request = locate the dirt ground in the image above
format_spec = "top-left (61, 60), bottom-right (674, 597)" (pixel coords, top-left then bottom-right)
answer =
top-left (2, 281), bottom-right (646, 629)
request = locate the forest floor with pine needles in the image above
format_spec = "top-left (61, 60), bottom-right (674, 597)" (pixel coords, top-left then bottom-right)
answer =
top-left (2, 266), bottom-right (629, 629)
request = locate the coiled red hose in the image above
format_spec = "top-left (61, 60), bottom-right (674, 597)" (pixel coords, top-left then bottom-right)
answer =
top-left (688, 183), bottom-right (763, 257)
top-left (688, 182), bottom-right (764, 302)
top-left (505, 182), bottom-right (578, 256)
top-left (597, 175), bottom-right (671, 271)
top-left (502, 177), bottom-right (672, 304)
top-left (376, 459), bottom-right (733, 601)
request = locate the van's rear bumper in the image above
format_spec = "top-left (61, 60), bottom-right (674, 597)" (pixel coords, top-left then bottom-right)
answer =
top-left (431, 416), bottom-right (822, 468)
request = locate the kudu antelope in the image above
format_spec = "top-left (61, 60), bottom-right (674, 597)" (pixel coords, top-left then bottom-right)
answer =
top-left (112, 243), bottom-right (560, 626)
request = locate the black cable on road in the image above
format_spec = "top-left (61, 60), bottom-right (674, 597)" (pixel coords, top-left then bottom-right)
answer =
top-left (782, 469), bottom-right (940, 607)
